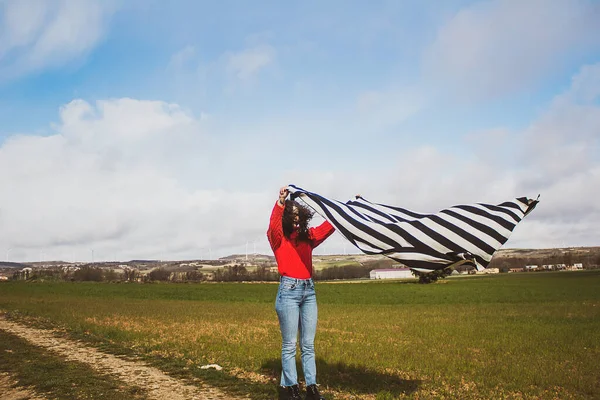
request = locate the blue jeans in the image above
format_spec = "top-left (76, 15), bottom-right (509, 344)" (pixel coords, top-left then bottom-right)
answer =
top-left (275, 276), bottom-right (318, 387)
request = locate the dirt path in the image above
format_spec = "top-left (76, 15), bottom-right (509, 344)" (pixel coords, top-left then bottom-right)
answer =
top-left (0, 317), bottom-right (248, 400)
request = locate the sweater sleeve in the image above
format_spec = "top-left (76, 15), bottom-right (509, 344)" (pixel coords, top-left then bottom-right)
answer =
top-left (310, 220), bottom-right (335, 248)
top-left (267, 201), bottom-right (285, 251)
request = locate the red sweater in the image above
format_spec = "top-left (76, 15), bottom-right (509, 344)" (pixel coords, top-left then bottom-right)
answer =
top-left (267, 201), bottom-right (335, 279)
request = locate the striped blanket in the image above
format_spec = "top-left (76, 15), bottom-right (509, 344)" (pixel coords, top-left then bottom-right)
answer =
top-left (288, 185), bottom-right (539, 273)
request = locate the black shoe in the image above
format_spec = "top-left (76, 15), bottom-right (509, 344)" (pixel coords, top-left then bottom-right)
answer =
top-left (305, 384), bottom-right (325, 400)
top-left (278, 384), bottom-right (302, 400)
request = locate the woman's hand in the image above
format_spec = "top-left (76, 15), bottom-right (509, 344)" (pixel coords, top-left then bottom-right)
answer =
top-left (278, 186), bottom-right (289, 206)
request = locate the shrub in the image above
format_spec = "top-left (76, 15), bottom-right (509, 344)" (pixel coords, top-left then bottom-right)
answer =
top-left (147, 268), bottom-right (171, 282)
top-left (72, 267), bottom-right (104, 282)
top-left (411, 267), bottom-right (453, 284)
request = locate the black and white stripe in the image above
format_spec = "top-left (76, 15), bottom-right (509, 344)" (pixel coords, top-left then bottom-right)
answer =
top-left (288, 185), bottom-right (539, 273)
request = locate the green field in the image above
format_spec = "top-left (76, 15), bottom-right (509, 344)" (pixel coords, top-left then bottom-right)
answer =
top-left (1, 271), bottom-right (599, 399)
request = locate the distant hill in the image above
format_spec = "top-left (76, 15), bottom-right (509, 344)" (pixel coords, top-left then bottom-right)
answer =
top-left (314, 246), bottom-right (600, 271)
top-left (495, 246), bottom-right (600, 258)
top-left (3, 247), bottom-right (597, 272)
top-left (128, 259), bottom-right (161, 263)
top-left (486, 246), bottom-right (600, 271)
top-left (219, 254), bottom-right (275, 261)
top-left (0, 261), bottom-right (29, 268)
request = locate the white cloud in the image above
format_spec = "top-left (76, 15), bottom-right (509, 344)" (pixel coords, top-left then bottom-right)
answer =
top-left (520, 64), bottom-right (600, 183)
top-left (165, 45), bottom-right (212, 107)
top-left (423, 0), bottom-right (600, 100)
top-left (0, 0), bottom-right (47, 53)
top-left (1, 63), bottom-right (599, 262)
top-left (164, 42), bottom-right (277, 101)
top-left (0, 0), bottom-right (116, 80)
top-left (225, 44), bottom-right (275, 82)
top-left (59, 98), bottom-right (194, 142)
top-left (166, 45), bottom-right (196, 71)
top-left (472, 63), bottom-right (599, 247)
top-left (0, 98), bottom-right (277, 262)
top-left (341, 63), bottom-right (600, 249)
top-left (355, 85), bottom-right (426, 130)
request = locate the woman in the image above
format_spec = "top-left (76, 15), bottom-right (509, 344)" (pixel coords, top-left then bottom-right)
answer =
top-left (267, 186), bottom-right (335, 400)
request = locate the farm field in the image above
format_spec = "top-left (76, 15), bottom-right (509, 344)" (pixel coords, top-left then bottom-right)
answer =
top-left (1, 271), bottom-right (599, 399)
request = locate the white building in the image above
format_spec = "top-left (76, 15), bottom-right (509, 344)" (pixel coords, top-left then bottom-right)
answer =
top-left (479, 268), bottom-right (499, 274)
top-left (370, 268), bottom-right (413, 280)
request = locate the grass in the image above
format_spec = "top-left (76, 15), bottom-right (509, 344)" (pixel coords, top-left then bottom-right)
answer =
top-left (313, 260), bottom-right (363, 270)
top-left (0, 329), bottom-right (148, 399)
top-left (0, 271), bottom-right (599, 399)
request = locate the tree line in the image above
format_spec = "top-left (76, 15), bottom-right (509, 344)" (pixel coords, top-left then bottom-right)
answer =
top-left (10, 251), bottom-right (598, 284)
top-left (10, 262), bottom-right (383, 283)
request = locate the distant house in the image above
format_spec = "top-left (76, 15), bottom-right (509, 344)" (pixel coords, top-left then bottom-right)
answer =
top-left (509, 268), bottom-right (524, 273)
top-left (0, 275), bottom-right (8, 281)
top-left (18, 267), bottom-right (33, 280)
top-left (369, 268), bottom-right (413, 280)
top-left (525, 265), bottom-right (538, 271)
top-left (572, 263), bottom-right (583, 270)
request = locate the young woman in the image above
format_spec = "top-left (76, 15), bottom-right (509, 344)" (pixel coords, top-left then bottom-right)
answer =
top-left (267, 186), bottom-right (335, 400)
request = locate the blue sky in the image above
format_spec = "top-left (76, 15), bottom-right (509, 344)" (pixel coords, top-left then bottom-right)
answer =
top-left (1, 0), bottom-right (599, 262)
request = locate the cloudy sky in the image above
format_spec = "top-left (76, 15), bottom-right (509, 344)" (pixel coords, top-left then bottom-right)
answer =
top-left (1, 0), bottom-right (599, 263)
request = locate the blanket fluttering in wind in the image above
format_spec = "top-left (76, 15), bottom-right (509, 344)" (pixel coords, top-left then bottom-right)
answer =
top-left (288, 185), bottom-right (539, 273)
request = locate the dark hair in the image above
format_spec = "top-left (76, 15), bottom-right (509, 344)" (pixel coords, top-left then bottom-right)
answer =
top-left (282, 200), bottom-right (313, 242)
